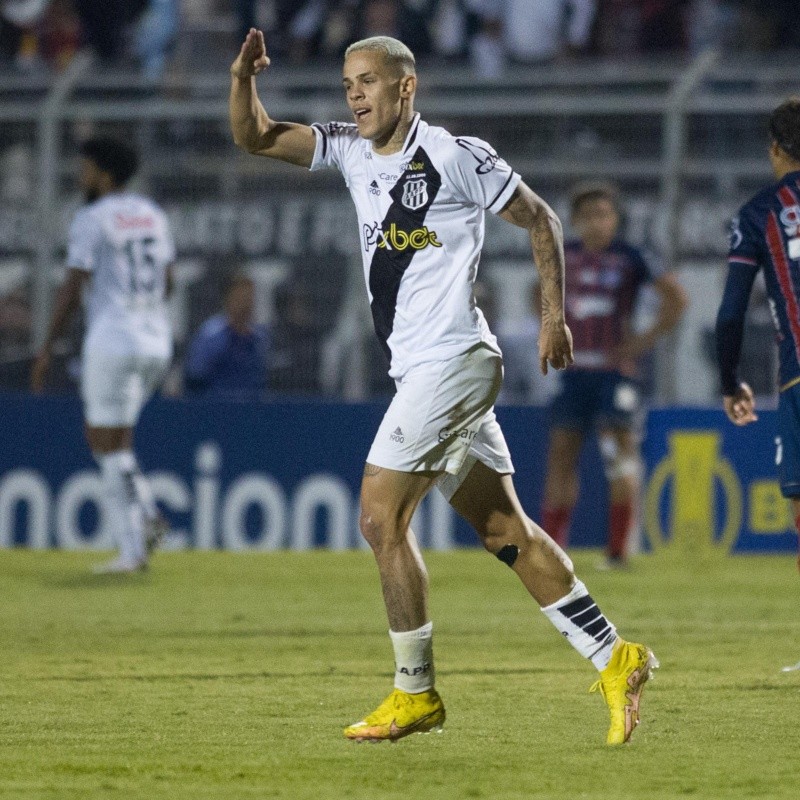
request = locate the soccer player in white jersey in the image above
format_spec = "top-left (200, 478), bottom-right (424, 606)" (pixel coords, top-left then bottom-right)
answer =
top-left (230, 30), bottom-right (658, 745)
top-left (31, 137), bottom-right (174, 574)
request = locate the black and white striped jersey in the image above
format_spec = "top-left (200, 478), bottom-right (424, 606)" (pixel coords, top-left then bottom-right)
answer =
top-left (310, 113), bottom-right (521, 379)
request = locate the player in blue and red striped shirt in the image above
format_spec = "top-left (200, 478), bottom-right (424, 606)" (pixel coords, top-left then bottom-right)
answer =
top-left (541, 183), bottom-right (687, 567)
top-left (716, 98), bottom-right (800, 578)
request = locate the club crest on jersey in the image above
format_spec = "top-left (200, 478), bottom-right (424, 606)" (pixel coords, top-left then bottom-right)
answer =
top-left (401, 179), bottom-right (429, 210)
top-left (780, 205), bottom-right (800, 237)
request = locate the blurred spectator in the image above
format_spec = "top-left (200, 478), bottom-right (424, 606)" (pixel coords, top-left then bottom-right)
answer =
top-left (234, 0), bottom-right (439, 63)
top-left (351, 0), bottom-right (437, 56)
top-left (592, 1), bottom-right (689, 57)
top-left (269, 282), bottom-right (323, 394)
top-left (732, 1), bottom-right (800, 51)
top-left (184, 272), bottom-right (269, 400)
top-left (73, 0), bottom-right (133, 63)
top-left (470, 0), bottom-right (596, 76)
top-left (686, 0), bottom-right (739, 53)
top-left (133, 0), bottom-right (179, 80)
top-left (430, 0), bottom-right (477, 60)
top-left (0, 0), bottom-right (50, 69)
top-left (39, 0), bottom-right (80, 69)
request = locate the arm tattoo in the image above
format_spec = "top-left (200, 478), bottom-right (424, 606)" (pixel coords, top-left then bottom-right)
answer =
top-left (531, 205), bottom-right (565, 323)
top-left (500, 186), bottom-right (565, 322)
top-left (363, 464), bottom-right (382, 478)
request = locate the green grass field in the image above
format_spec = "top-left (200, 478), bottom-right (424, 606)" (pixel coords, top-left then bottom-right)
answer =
top-left (2, 548), bottom-right (799, 799)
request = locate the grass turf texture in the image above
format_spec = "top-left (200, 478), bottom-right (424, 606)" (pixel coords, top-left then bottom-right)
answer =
top-left (1, 549), bottom-right (798, 799)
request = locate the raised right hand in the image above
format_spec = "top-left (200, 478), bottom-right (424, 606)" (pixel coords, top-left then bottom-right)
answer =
top-left (231, 28), bottom-right (270, 79)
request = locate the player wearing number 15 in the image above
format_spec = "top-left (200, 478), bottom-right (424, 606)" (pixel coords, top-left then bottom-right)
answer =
top-left (31, 137), bottom-right (174, 573)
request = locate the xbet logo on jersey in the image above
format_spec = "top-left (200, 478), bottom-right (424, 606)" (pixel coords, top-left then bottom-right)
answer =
top-left (363, 222), bottom-right (442, 253)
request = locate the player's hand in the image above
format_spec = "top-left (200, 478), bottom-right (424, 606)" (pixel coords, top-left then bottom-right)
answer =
top-left (723, 382), bottom-right (758, 426)
top-left (30, 348), bottom-right (51, 394)
top-left (231, 28), bottom-right (270, 79)
top-left (539, 319), bottom-right (573, 375)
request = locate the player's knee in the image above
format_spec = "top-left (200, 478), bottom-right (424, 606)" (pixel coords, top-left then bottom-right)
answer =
top-left (480, 512), bottom-right (533, 556)
top-left (599, 436), bottom-right (638, 485)
top-left (358, 502), bottom-right (408, 552)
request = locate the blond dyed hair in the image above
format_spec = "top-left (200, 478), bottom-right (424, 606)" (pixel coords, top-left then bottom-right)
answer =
top-left (344, 36), bottom-right (416, 75)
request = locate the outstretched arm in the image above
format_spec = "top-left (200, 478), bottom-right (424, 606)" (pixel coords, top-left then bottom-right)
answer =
top-left (229, 29), bottom-right (317, 167)
top-left (499, 182), bottom-right (573, 374)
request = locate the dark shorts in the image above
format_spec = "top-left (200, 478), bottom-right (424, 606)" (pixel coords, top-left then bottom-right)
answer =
top-left (777, 383), bottom-right (800, 498)
top-left (549, 369), bottom-right (642, 434)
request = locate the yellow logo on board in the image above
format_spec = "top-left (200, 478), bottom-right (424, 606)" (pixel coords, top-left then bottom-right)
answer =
top-left (645, 431), bottom-right (741, 556)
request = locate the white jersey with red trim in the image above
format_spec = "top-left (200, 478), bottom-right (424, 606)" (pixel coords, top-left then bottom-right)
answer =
top-left (67, 192), bottom-right (174, 357)
top-left (310, 113), bottom-right (521, 379)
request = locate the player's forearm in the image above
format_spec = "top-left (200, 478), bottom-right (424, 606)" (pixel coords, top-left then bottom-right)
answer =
top-left (640, 289), bottom-right (686, 346)
top-left (715, 264), bottom-right (757, 395)
top-left (229, 75), bottom-right (272, 153)
top-left (715, 313), bottom-right (746, 396)
top-left (530, 205), bottom-right (566, 325)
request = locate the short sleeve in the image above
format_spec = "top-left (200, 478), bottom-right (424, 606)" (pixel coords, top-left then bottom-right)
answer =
top-left (66, 208), bottom-right (102, 273)
top-left (309, 121), bottom-right (360, 175)
top-left (446, 136), bottom-right (521, 214)
top-left (728, 202), bottom-right (763, 269)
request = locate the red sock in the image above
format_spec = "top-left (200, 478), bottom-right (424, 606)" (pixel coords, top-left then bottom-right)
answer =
top-left (608, 501), bottom-right (635, 560)
top-left (542, 505), bottom-right (572, 548)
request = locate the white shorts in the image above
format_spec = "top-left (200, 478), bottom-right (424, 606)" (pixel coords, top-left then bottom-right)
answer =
top-left (367, 343), bottom-right (515, 501)
top-left (81, 350), bottom-right (170, 427)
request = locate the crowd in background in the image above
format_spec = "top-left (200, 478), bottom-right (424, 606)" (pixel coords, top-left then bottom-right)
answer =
top-left (1, 0), bottom-right (799, 78)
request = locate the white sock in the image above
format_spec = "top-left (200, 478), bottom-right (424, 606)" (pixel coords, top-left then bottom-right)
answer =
top-left (541, 580), bottom-right (618, 671)
top-left (390, 622), bottom-right (435, 693)
top-left (113, 449), bottom-right (158, 522)
top-left (131, 464), bottom-right (158, 522)
top-left (97, 451), bottom-right (146, 563)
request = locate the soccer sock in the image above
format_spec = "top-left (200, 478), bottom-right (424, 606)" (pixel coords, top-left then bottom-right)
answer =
top-left (541, 580), bottom-right (618, 671)
top-left (97, 450), bottom-right (146, 563)
top-left (794, 514), bottom-right (800, 573)
top-left (542, 505), bottom-right (572, 548)
top-left (608, 501), bottom-right (634, 560)
top-left (390, 622), bottom-right (435, 693)
top-left (129, 454), bottom-right (158, 522)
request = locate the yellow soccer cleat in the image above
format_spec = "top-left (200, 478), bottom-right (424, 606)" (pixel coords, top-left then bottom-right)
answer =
top-left (344, 688), bottom-right (446, 742)
top-left (590, 639), bottom-right (659, 745)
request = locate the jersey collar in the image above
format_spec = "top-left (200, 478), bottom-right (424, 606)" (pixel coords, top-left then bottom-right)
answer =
top-left (781, 169), bottom-right (800, 185)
